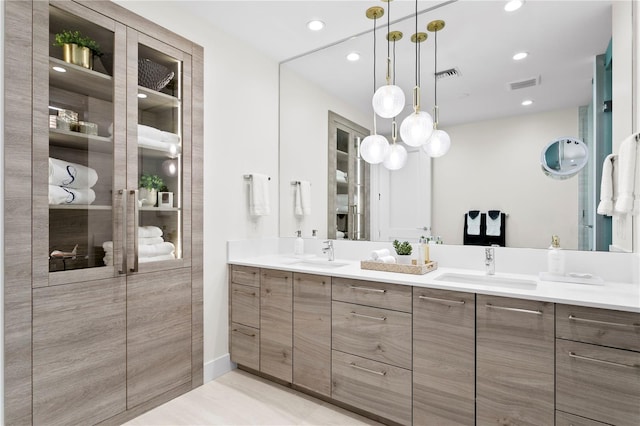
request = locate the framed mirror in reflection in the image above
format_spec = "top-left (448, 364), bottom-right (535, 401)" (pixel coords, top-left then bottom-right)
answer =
top-left (279, 0), bottom-right (635, 252)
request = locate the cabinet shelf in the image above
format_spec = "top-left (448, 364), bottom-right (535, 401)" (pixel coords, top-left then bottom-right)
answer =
top-left (50, 128), bottom-right (113, 153)
top-left (49, 58), bottom-right (113, 102)
top-left (49, 204), bottom-right (112, 210)
top-left (138, 86), bottom-right (180, 111)
top-left (139, 145), bottom-right (180, 159)
top-left (140, 206), bottom-right (180, 212)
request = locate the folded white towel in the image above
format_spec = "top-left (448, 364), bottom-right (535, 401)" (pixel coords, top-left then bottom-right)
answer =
top-left (336, 230), bottom-right (346, 239)
top-left (486, 213), bottom-right (502, 237)
top-left (597, 154), bottom-right (617, 216)
top-left (139, 236), bottom-right (165, 245)
top-left (138, 136), bottom-right (180, 156)
top-left (161, 130), bottom-right (180, 144)
top-left (138, 124), bottom-right (163, 140)
top-left (102, 241), bottom-right (113, 252)
top-left (139, 253), bottom-right (176, 263)
top-left (49, 157), bottom-right (98, 189)
top-left (294, 181), bottom-right (311, 216)
top-left (138, 242), bottom-right (175, 258)
top-left (49, 185), bottom-right (96, 205)
top-left (249, 173), bottom-right (270, 216)
top-left (371, 248), bottom-right (390, 260)
top-left (614, 134), bottom-right (638, 214)
top-left (138, 226), bottom-right (163, 238)
top-left (336, 170), bottom-right (347, 183)
top-left (466, 212), bottom-right (481, 236)
top-left (378, 255), bottom-right (396, 264)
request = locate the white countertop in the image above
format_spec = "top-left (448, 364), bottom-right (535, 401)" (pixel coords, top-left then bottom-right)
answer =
top-left (229, 255), bottom-right (640, 313)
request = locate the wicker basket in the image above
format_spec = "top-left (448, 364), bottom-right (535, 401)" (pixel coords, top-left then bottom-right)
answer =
top-left (138, 58), bottom-right (174, 91)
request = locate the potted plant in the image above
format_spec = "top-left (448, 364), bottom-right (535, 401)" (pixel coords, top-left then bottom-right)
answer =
top-left (393, 240), bottom-right (413, 264)
top-left (139, 173), bottom-right (164, 207)
top-left (54, 29), bottom-right (102, 70)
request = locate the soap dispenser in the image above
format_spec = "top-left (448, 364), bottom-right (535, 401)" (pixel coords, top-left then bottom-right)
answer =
top-left (547, 235), bottom-right (565, 275)
top-left (294, 230), bottom-right (304, 256)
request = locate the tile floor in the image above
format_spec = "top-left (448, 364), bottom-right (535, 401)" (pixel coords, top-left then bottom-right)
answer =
top-left (124, 369), bottom-right (383, 425)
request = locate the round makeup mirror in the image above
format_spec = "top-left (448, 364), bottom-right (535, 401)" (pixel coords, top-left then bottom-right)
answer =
top-left (540, 137), bottom-right (589, 180)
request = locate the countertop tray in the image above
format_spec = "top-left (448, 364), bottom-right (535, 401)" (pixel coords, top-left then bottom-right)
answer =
top-left (360, 260), bottom-right (438, 275)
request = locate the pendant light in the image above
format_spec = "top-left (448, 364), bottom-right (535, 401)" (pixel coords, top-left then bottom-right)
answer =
top-left (400, 0), bottom-right (433, 147)
top-left (383, 119), bottom-right (408, 170)
top-left (360, 6), bottom-right (391, 164)
top-left (423, 20), bottom-right (451, 158)
top-left (372, 0), bottom-right (405, 119)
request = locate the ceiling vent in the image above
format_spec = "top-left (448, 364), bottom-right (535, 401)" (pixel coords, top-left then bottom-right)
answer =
top-left (509, 76), bottom-right (541, 90)
top-left (435, 67), bottom-right (461, 80)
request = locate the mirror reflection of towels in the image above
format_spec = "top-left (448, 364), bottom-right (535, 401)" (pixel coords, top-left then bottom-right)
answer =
top-left (487, 210), bottom-right (502, 236)
top-left (466, 210), bottom-right (481, 235)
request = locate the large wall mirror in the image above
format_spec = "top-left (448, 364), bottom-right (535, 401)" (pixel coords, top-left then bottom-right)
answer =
top-left (279, 0), bottom-right (635, 252)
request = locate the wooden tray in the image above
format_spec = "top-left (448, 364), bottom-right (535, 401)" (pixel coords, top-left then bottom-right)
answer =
top-left (360, 260), bottom-right (438, 275)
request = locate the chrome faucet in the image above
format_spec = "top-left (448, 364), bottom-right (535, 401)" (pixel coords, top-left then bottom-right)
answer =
top-left (485, 247), bottom-right (495, 275)
top-left (322, 240), bottom-right (335, 261)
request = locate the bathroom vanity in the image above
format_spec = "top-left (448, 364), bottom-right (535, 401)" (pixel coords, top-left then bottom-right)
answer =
top-left (228, 248), bottom-right (640, 426)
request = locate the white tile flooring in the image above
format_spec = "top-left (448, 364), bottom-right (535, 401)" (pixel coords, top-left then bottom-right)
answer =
top-left (124, 369), bottom-right (383, 425)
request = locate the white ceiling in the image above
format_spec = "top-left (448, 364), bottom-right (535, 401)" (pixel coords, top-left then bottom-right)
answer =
top-left (181, 0), bottom-right (613, 130)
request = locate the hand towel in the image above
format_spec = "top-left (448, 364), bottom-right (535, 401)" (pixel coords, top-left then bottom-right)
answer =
top-left (249, 173), bottom-right (271, 216)
top-left (597, 154), bottom-right (617, 216)
top-left (294, 181), bottom-right (311, 216)
top-left (49, 185), bottom-right (96, 205)
top-left (138, 242), bottom-right (176, 258)
top-left (466, 210), bottom-right (481, 236)
top-left (486, 210), bottom-right (502, 236)
top-left (139, 236), bottom-right (165, 245)
top-left (161, 130), bottom-right (180, 144)
top-left (614, 134), bottom-right (637, 214)
top-left (138, 136), bottom-right (179, 156)
top-left (371, 248), bottom-right (390, 260)
top-left (49, 157), bottom-right (98, 189)
top-left (378, 255), bottom-right (396, 264)
top-left (138, 226), bottom-right (163, 238)
top-left (138, 123), bottom-right (163, 140)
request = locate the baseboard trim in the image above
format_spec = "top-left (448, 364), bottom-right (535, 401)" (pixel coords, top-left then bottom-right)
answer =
top-left (204, 353), bottom-right (235, 383)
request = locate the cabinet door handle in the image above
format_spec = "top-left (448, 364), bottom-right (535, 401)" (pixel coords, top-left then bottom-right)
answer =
top-left (485, 303), bottom-right (542, 315)
top-left (233, 289), bottom-right (256, 297)
top-left (349, 362), bottom-right (386, 376)
top-left (118, 189), bottom-right (127, 274)
top-left (568, 314), bottom-right (640, 328)
top-left (129, 189), bottom-right (139, 272)
top-left (351, 311), bottom-right (386, 321)
top-left (419, 295), bottom-right (465, 305)
top-left (232, 328), bottom-right (256, 338)
top-left (349, 285), bottom-right (386, 293)
top-left (569, 352), bottom-right (639, 369)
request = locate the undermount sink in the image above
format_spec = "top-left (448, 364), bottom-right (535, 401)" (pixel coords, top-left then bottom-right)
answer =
top-left (285, 258), bottom-right (350, 269)
top-left (435, 272), bottom-right (537, 289)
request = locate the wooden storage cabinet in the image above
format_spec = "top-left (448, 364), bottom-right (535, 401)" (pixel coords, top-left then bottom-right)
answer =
top-left (229, 265), bottom-right (261, 371)
top-left (556, 411), bottom-right (612, 426)
top-left (476, 295), bottom-right (555, 425)
top-left (260, 269), bottom-right (293, 382)
top-left (413, 288), bottom-right (475, 426)
top-left (332, 276), bottom-right (412, 312)
top-left (231, 283), bottom-right (260, 328)
top-left (230, 324), bottom-right (260, 370)
top-left (556, 304), bottom-right (640, 426)
top-left (293, 273), bottom-right (332, 397)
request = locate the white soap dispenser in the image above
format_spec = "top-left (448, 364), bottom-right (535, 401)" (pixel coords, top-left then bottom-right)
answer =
top-left (547, 235), bottom-right (565, 276)
top-left (294, 230), bottom-right (304, 256)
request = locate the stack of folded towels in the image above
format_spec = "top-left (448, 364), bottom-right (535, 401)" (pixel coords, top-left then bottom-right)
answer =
top-left (48, 157), bottom-right (98, 205)
top-left (102, 226), bottom-right (176, 266)
top-left (138, 124), bottom-right (181, 156)
top-left (336, 170), bottom-right (348, 183)
top-left (368, 248), bottom-right (396, 264)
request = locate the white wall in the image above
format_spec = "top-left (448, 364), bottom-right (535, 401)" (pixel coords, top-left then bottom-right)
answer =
top-left (432, 108), bottom-right (580, 250)
top-left (279, 65), bottom-right (371, 239)
top-left (114, 1), bottom-right (280, 378)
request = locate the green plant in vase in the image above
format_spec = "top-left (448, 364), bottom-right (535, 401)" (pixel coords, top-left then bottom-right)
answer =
top-left (393, 240), bottom-right (413, 264)
top-left (54, 29), bottom-right (102, 70)
top-left (139, 174), bottom-right (164, 207)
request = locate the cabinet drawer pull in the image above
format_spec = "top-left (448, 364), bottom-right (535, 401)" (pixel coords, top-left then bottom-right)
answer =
top-left (568, 314), bottom-right (640, 328)
top-left (349, 285), bottom-right (387, 293)
top-left (350, 311), bottom-right (387, 321)
top-left (349, 362), bottom-right (386, 376)
top-left (232, 328), bottom-right (256, 338)
top-left (485, 303), bottom-right (542, 315)
top-left (568, 351), bottom-right (639, 369)
top-left (233, 289), bottom-right (256, 297)
top-left (419, 295), bottom-right (465, 305)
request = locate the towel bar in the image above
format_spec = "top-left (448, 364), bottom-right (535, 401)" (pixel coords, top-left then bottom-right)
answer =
top-left (290, 181), bottom-right (312, 185)
top-left (243, 174), bottom-right (270, 181)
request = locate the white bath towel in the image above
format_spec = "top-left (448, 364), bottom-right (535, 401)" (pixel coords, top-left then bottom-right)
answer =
top-left (466, 212), bottom-right (481, 236)
top-left (614, 134), bottom-right (638, 214)
top-left (336, 170), bottom-right (347, 183)
top-left (139, 236), bottom-right (165, 245)
top-left (161, 130), bottom-right (180, 144)
top-left (597, 154), bottom-right (618, 216)
top-left (249, 173), bottom-right (270, 216)
top-left (294, 181), bottom-right (311, 216)
top-left (49, 157), bottom-right (98, 189)
top-left (102, 241), bottom-right (113, 252)
top-left (138, 242), bottom-right (175, 258)
top-left (336, 230), bottom-right (346, 239)
top-left (49, 185), bottom-right (96, 205)
top-left (138, 124), bottom-right (163, 141)
top-left (486, 212), bottom-right (502, 236)
top-left (371, 248), bottom-right (390, 260)
top-left (138, 226), bottom-right (163, 238)
top-left (378, 255), bottom-right (396, 264)
top-left (138, 136), bottom-right (180, 156)
top-left (139, 253), bottom-right (176, 263)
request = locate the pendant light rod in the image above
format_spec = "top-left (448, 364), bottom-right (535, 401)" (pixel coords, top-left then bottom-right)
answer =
top-left (427, 19), bottom-right (445, 127)
top-left (366, 6), bottom-right (384, 135)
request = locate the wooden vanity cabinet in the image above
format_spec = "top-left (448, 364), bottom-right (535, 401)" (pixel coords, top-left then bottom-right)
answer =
top-left (555, 304), bottom-right (640, 426)
top-left (413, 288), bottom-right (475, 426)
top-left (229, 265), bottom-right (261, 371)
top-left (476, 295), bottom-right (555, 425)
top-left (260, 269), bottom-right (293, 382)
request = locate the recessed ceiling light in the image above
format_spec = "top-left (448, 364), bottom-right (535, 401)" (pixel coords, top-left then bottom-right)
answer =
top-left (137, 93), bottom-right (148, 99)
top-left (521, 99), bottom-right (534, 106)
top-left (52, 66), bottom-right (66, 73)
top-left (346, 52), bottom-right (360, 62)
top-left (504, 0), bottom-right (524, 12)
top-left (307, 20), bottom-right (325, 31)
top-left (513, 52), bottom-right (528, 61)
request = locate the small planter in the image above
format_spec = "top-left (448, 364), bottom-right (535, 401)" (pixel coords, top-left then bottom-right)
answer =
top-left (396, 254), bottom-right (412, 265)
top-left (62, 43), bottom-right (93, 69)
top-left (139, 188), bottom-right (157, 207)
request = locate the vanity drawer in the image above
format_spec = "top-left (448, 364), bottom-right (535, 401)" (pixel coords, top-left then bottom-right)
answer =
top-left (332, 350), bottom-right (412, 426)
top-left (556, 304), bottom-right (640, 352)
top-left (230, 323), bottom-right (259, 370)
top-left (332, 301), bottom-right (412, 369)
top-left (230, 265), bottom-right (260, 287)
top-left (556, 339), bottom-right (640, 426)
top-left (556, 411), bottom-right (611, 426)
top-left (231, 283), bottom-right (259, 328)
top-left (332, 277), bottom-right (412, 313)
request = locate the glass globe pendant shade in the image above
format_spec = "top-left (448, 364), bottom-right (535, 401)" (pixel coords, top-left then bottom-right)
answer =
top-left (372, 84), bottom-right (405, 118)
top-left (383, 143), bottom-right (408, 170)
top-left (360, 134), bottom-right (390, 164)
top-left (400, 111), bottom-right (434, 147)
top-left (422, 129), bottom-right (451, 158)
